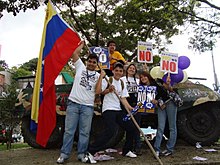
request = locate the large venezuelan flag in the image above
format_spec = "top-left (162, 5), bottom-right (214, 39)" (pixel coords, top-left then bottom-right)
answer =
top-left (31, 0), bottom-right (80, 147)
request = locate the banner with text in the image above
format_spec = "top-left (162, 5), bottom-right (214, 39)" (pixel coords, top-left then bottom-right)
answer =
top-left (137, 41), bottom-right (153, 63)
top-left (160, 52), bottom-right (178, 74)
top-left (137, 85), bottom-right (157, 113)
top-left (90, 46), bottom-right (110, 69)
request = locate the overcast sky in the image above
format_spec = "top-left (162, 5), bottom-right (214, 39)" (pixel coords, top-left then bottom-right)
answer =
top-left (0, 3), bottom-right (219, 90)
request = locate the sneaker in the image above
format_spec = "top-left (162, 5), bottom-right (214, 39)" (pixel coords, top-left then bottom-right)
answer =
top-left (161, 150), bottom-right (172, 157)
top-left (161, 150), bottom-right (168, 154)
top-left (81, 152), bottom-right (97, 164)
top-left (56, 156), bottom-right (65, 164)
top-left (133, 149), bottom-right (142, 156)
top-left (155, 151), bottom-right (160, 157)
top-left (125, 151), bottom-right (137, 158)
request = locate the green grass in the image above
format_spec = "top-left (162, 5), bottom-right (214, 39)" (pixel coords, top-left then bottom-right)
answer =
top-left (0, 143), bottom-right (30, 151)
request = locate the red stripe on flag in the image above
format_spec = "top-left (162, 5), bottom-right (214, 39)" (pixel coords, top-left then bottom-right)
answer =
top-left (36, 28), bottom-right (80, 147)
top-left (36, 85), bottom-right (56, 147)
top-left (43, 29), bottom-right (80, 93)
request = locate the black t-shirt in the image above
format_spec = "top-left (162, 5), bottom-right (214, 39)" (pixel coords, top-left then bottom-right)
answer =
top-left (152, 79), bottom-right (170, 102)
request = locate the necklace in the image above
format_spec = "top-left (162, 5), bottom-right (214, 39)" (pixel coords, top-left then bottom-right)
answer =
top-left (86, 70), bottom-right (96, 90)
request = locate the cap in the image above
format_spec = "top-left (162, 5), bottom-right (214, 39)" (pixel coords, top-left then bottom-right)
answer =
top-left (113, 62), bottom-right (124, 69)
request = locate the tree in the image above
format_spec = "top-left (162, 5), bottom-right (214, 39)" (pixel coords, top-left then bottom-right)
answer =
top-left (0, 60), bottom-right (8, 71)
top-left (51, 0), bottom-right (220, 55)
top-left (19, 58), bottom-right (38, 74)
top-left (1, 0), bottom-right (220, 53)
top-left (0, 80), bottom-right (18, 123)
top-left (1, 0), bottom-right (191, 57)
top-left (0, 79), bottom-right (20, 148)
top-left (56, 0), bottom-right (193, 60)
top-left (9, 67), bottom-right (32, 80)
top-left (0, 0), bottom-right (40, 18)
top-left (167, 0), bottom-right (220, 52)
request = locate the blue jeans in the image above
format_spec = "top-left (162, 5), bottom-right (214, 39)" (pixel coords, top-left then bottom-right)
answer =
top-left (154, 100), bottom-right (177, 153)
top-left (60, 101), bottom-right (94, 160)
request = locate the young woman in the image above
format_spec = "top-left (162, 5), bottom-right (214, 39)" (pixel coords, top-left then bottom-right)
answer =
top-left (153, 77), bottom-right (178, 157)
top-left (121, 64), bottom-right (141, 155)
top-left (138, 71), bottom-right (177, 157)
top-left (138, 71), bottom-right (158, 113)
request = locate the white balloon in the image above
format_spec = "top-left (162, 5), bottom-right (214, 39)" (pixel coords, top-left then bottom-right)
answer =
top-left (180, 70), bottom-right (188, 83)
top-left (150, 66), bottom-right (164, 79)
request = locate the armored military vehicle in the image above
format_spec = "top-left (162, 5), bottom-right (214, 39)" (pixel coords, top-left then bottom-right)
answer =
top-left (15, 75), bottom-right (220, 149)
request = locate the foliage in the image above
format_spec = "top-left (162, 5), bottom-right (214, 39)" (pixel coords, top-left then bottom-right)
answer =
top-left (170, 0), bottom-right (220, 52)
top-left (19, 58), bottom-right (38, 73)
top-left (54, 0), bottom-right (220, 54)
top-left (60, 0), bottom-right (191, 59)
top-left (0, 143), bottom-right (29, 151)
top-left (9, 67), bottom-right (32, 80)
top-left (0, 60), bottom-right (8, 71)
top-left (62, 64), bottom-right (75, 77)
top-left (0, 78), bottom-right (20, 144)
top-left (0, 0), bottom-right (40, 18)
top-left (1, 0), bottom-right (220, 53)
top-left (0, 79), bottom-right (19, 123)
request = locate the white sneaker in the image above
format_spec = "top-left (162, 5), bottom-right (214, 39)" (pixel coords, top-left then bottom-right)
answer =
top-left (56, 156), bottom-right (65, 164)
top-left (87, 152), bottom-right (97, 164)
top-left (81, 152), bottom-right (97, 164)
top-left (125, 151), bottom-right (137, 158)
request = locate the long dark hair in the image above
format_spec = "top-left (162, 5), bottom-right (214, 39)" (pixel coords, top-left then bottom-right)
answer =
top-left (139, 71), bottom-right (155, 85)
top-left (126, 63), bottom-right (138, 84)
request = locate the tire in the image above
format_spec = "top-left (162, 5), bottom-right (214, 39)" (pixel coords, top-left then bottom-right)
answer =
top-left (21, 115), bottom-right (65, 149)
top-left (177, 103), bottom-right (220, 146)
top-left (89, 115), bottom-right (125, 149)
top-left (22, 114), bottom-right (124, 150)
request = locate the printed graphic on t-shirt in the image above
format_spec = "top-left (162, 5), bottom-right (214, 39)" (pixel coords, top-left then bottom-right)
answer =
top-left (80, 71), bottom-right (96, 90)
top-left (127, 81), bottom-right (138, 93)
top-left (137, 85), bottom-right (157, 113)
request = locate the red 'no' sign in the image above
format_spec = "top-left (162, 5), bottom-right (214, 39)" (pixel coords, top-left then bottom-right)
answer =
top-left (162, 61), bottom-right (177, 72)
top-left (139, 51), bottom-right (151, 62)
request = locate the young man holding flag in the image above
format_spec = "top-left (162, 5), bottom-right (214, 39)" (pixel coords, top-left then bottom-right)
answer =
top-left (57, 41), bottom-right (105, 164)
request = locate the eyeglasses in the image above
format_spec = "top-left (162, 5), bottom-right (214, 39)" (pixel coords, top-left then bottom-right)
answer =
top-left (87, 60), bottom-right (97, 64)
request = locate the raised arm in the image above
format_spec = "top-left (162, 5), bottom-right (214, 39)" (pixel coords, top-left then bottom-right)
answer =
top-left (163, 75), bottom-right (173, 92)
top-left (95, 70), bottom-right (106, 94)
top-left (71, 41), bottom-right (84, 63)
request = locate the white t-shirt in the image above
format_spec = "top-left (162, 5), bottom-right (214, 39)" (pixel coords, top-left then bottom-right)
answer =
top-left (68, 58), bottom-right (100, 106)
top-left (102, 77), bottom-right (129, 112)
top-left (121, 76), bottom-right (139, 94)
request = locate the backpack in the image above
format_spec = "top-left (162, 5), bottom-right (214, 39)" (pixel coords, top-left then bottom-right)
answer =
top-left (108, 76), bottom-right (124, 91)
top-left (94, 76), bottom-right (124, 113)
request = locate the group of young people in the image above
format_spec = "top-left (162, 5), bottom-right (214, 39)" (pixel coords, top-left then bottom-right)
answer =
top-left (56, 40), bottom-right (178, 164)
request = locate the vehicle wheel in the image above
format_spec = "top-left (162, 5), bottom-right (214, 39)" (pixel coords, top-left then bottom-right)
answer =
top-left (177, 103), bottom-right (220, 146)
top-left (89, 115), bottom-right (125, 149)
top-left (21, 115), bottom-right (64, 149)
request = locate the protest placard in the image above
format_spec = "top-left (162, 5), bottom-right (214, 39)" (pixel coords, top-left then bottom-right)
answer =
top-left (160, 52), bottom-right (178, 74)
top-left (90, 46), bottom-right (110, 69)
top-left (137, 41), bottom-right (153, 63)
